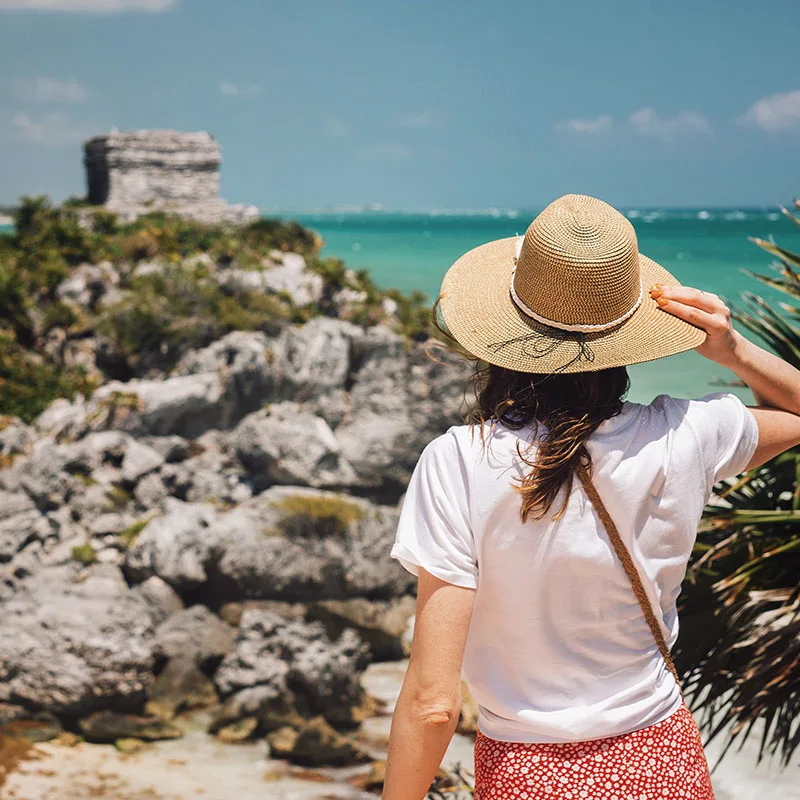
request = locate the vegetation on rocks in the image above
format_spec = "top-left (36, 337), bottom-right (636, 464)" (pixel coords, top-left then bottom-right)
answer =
top-left (273, 493), bottom-right (366, 538)
top-left (0, 196), bottom-right (433, 421)
top-left (676, 199), bottom-right (800, 765)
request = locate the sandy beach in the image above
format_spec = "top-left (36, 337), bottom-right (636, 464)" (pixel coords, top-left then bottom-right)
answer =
top-left (2, 660), bottom-right (796, 800)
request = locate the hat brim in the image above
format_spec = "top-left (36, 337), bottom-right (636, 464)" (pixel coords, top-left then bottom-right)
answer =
top-left (439, 236), bottom-right (706, 374)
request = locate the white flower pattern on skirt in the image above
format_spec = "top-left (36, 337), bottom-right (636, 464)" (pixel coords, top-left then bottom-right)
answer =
top-left (474, 703), bottom-right (715, 799)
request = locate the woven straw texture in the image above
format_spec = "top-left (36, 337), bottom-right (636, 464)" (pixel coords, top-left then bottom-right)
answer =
top-left (439, 194), bottom-right (706, 373)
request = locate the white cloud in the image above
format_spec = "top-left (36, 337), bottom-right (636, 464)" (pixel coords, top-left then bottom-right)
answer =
top-left (324, 117), bottom-right (349, 137)
top-left (0, 0), bottom-right (174, 10)
top-left (219, 81), bottom-right (260, 99)
top-left (739, 90), bottom-right (800, 133)
top-left (558, 115), bottom-right (612, 136)
top-left (628, 107), bottom-right (712, 140)
top-left (10, 111), bottom-right (89, 145)
top-left (398, 111), bottom-right (442, 129)
top-left (12, 77), bottom-right (89, 104)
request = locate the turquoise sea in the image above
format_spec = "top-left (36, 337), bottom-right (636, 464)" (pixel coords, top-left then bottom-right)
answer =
top-left (290, 208), bottom-right (800, 405)
top-left (5, 209), bottom-right (800, 406)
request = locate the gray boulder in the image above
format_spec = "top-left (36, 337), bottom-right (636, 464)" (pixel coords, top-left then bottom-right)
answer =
top-left (306, 596), bottom-right (416, 662)
top-left (175, 331), bottom-right (277, 429)
top-left (0, 564), bottom-right (154, 715)
top-left (153, 605), bottom-right (236, 670)
top-left (124, 502), bottom-right (219, 594)
top-left (131, 576), bottom-right (184, 625)
top-left (336, 329), bottom-right (470, 489)
top-left (230, 402), bottom-right (358, 491)
top-left (89, 373), bottom-right (223, 439)
top-left (214, 609), bottom-right (370, 729)
top-left (0, 416), bottom-right (34, 459)
top-left (209, 486), bottom-right (412, 602)
top-left (273, 317), bottom-right (360, 402)
top-left (262, 251), bottom-right (323, 306)
top-left (121, 440), bottom-right (165, 485)
top-left (0, 490), bottom-right (52, 563)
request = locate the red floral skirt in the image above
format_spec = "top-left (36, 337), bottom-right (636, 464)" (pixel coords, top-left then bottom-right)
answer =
top-left (474, 703), bottom-right (715, 799)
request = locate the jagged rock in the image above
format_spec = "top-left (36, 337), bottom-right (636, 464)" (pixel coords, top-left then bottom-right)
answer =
top-left (55, 262), bottom-right (111, 308)
top-left (306, 596), bottom-right (416, 661)
top-left (266, 716), bottom-right (370, 767)
top-left (175, 331), bottom-right (276, 429)
top-left (216, 255), bottom-right (323, 308)
top-left (84, 130), bottom-right (258, 225)
top-left (89, 373), bottom-right (224, 439)
top-left (133, 472), bottom-right (171, 511)
top-left (124, 502), bottom-right (219, 594)
top-left (34, 396), bottom-right (89, 441)
top-left (336, 329), bottom-right (470, 491)
top-left (158, 434), bottom-right (245, 505)
top-left (130, 576), bottom-right (184, 625)
top-left (262, 252), bottom-right (323, 306)
top-left (214, 716), bottom-right (259, 743)
top-left (79, 710), bottom-right (182, 743)
top-left (210, 486), bottom-right (412, 602)
top-left (139, 435), bottom-right (192, 463)
top-left (274, 318), bottom-right (359, 402)
top-left (153, 605), bottom-right (236, 669)
top-left (145, 657), bottom-right (218, 720)
top-left (214, 609), bottom-right (371, 730)
top-left (0, 564), bottom-right (154, 715)
top-left (208, 684), bottom-right (300, 736)
top-left (0, 490), bottom-right (47, 563)
top-left (0, 416), bottom-right (34, 458)
top-left (0, 703), bottom-right (64, 743)
top-left (121, 440), bottom-right (165, 485)
top-left (218, 599), bottom-right (306, 627)
top-left (230, 402), bottom-right (359, 491)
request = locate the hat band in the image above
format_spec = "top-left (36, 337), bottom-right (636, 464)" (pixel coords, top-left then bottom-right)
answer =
top-left (510, 237), bottom-right (643, 333)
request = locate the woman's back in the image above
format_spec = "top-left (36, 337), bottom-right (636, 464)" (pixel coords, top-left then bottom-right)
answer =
top-left (392, 391), bottom-right (758, 742)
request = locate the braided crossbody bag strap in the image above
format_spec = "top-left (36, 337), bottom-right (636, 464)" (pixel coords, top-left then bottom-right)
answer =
top-left (576, 469), bottom-right (683, 694)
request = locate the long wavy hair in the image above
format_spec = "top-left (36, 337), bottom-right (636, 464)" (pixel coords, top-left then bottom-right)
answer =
top-left (467, 364), bottom-right (630, 522)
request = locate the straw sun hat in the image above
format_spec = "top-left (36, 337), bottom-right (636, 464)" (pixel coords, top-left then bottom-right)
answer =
top-left (438, 194), bottom-right (706, 374)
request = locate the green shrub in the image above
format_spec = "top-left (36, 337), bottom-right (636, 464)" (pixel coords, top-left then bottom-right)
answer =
top-left (0, 334), bottom-right (97, 423)
top-left (273, 494), bottom-right (365, 538)
top-left (119, 519), bottom-right (149, 549)
top-left (71, 543), bottom-right (96, 565)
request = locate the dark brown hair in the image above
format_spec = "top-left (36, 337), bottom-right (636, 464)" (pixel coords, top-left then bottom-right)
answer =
top-left (467, 364), bottom-right (630, 521)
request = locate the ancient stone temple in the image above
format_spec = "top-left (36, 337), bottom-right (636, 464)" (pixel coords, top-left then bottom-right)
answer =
top-left (83, 130), bottom-right (258, 225)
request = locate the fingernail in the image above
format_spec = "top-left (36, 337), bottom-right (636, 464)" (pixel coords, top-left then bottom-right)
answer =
top-left (657, 297), bottom-right (669, 308)
top-left (649, 286), bottom-right (663, 298)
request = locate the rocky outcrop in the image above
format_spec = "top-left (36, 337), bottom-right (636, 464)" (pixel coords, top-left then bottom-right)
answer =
top-left (84, 130), bottom-right (258, 225)
top-left (209, 486), bottom-right (413, 602)
top-left (0, 564), bottom-right (154, 715)
top-left (213, 609), bottom-right (371, 733)
top-left (0, 238), bottom-right (474, 767)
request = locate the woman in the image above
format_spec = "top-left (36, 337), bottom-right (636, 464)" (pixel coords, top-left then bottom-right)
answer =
top-left (381, 195), bottom-right (800, 799)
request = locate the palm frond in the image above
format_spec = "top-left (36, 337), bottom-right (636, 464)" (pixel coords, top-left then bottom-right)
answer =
top-left (676, 210), bottom-right (800, 766)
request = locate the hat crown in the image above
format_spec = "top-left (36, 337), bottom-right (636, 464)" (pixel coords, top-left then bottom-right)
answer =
top-left (514, 194), bottom-right (641, 329)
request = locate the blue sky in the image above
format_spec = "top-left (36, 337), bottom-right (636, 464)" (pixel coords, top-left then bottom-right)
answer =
top-left (0, 0), bottom-right (798, 210)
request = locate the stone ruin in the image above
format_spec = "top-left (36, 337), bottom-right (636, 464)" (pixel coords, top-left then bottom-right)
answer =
top-left (83, 130), bottom-right (259, 226)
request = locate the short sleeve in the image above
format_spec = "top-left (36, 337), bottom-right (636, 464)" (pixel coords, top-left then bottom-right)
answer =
top-left (390, 430), bottom-right (478, 589)
top-left (684, 392), bottom-right (759, 484)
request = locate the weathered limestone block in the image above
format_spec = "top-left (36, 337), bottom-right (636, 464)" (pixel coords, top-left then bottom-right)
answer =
top-left (83, 129), bottom-right (258, 225)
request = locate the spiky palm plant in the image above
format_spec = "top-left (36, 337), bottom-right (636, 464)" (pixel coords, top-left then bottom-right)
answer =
top-left (675, 200), bottom-right (800, 766)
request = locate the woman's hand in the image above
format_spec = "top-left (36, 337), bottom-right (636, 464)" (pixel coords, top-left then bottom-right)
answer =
top-left (649, 284), bottom-right (741, 367)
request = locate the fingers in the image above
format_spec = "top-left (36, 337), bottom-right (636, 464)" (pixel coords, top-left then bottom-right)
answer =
top-left (648, 284), bottom-right (731, 333)
top-left (649, 284), bottom-right (724, 314)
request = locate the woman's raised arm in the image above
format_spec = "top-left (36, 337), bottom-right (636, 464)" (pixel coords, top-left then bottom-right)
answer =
top-left (651, 283), bottom-right (800, 469)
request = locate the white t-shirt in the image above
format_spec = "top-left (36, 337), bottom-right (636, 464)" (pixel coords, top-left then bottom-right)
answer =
top-left (391, 392), bottom-right (759, 743)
